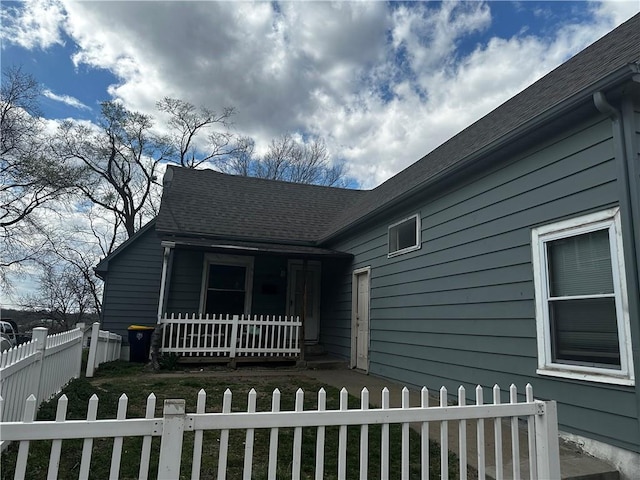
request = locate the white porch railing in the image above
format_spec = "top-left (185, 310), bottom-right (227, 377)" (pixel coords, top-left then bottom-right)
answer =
top-left (0, 383), bottom-right (560, 479)
top-left (159, 314), bottom-right (302, 359)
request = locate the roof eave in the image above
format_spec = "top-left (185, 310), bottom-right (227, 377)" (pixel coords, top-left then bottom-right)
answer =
top-left (157, 230), bottom-right (320, 248)
top-left (319, 62), bottom-right (640, 244)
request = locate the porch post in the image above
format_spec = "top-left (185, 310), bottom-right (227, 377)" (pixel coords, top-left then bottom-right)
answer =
top-left (299, 259), bottom-right (307, 363)
top-left (156, 242), bottom-right (174, 323)
top-left (151, 242), bottom-right (174, 370)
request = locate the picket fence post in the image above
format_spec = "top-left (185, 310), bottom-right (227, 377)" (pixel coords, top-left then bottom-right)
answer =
top-left (31, 328), bottom-right (48, 405)
top-left (86, 322), bottom-right (100, 378)
top-left (76, 323), bottom-right (86, 347)
top-left (230, 315), bottom-right (239, 360)
top-left (535, 400), bottom-right (561, 479)
top-left (158, 399), bottom-right (186, 478)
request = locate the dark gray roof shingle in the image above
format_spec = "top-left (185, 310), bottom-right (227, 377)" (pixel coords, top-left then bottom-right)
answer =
top-left (156, 13), bottom-right (640, 247)
top-left (320, 12), bottom-right (640, 240)
top-left (156, 167), bottom-right (366, 243)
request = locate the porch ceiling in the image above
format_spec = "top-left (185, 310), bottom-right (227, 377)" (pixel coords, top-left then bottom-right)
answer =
top-left (162, 236), bottom-right (352, 258)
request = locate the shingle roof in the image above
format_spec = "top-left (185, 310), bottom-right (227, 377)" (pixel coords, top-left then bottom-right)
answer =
top-left (157, 13), bottom-right (640, 247)
top-left (320, 12), bottom-right (640, 241)
top-left (156, 167), bottom-right (366, 243)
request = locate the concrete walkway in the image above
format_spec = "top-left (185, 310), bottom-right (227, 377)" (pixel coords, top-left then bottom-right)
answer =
top-left (299, 365), bottom-right (618, 480)
top-left (168, 363), bottom-right (620, 479)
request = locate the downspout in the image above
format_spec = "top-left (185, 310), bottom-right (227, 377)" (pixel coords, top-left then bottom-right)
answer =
top-left (593, 90), bottom-right (640, 448)
top-left (150, 242), bottom-right (174, 370)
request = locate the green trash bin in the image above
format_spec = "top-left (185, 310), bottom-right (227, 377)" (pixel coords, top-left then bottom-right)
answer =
top-left (128, 325), bottom-right (155, 362)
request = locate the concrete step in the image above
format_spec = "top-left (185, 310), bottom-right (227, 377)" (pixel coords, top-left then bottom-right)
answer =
top-left (303, 354), bottom-right (349, 370)
top-left (304, 344), bottom-right (326, 356)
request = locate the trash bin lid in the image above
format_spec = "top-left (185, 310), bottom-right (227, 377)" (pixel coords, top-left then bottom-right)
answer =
top-left (127, 325), bottom-right (155, 331)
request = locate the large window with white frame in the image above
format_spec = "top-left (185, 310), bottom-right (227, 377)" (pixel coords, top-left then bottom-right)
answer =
top-left (531, 208), bottom-right (634, 385)
top-left (199, 254), bottom-right (254, 316)
top-left (388, 213), bottom-right (421, 257)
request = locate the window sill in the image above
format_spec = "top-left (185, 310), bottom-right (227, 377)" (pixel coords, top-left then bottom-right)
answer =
top-left (388, 244), bottom-right (421, 258)
top-left (536, 367), bottom-right (634, 386)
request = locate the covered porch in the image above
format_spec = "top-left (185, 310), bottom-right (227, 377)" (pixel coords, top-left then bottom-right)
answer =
top-left (154, 237), bottom-right (351, 363)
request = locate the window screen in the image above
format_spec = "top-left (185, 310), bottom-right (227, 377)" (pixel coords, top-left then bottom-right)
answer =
top-left (546, 228), bottom-right (620, 369)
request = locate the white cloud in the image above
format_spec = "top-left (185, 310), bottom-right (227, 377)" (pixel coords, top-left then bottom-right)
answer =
top-left (43, 89), bottom-right (90, 111)
top-left (0, 0), bottom-right (65, 50)
top-left (3, 0), bottom-right (639, 188)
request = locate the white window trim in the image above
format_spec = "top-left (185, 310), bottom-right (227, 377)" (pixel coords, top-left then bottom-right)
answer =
top-left (388, 213), bottom-right (421, 258)
top-left (531, 207), bottom-right (634, 386)
top-left (199, 254), bottom-right (254, 315)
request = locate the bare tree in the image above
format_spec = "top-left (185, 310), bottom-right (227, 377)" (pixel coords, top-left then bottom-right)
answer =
top-left (41, 223), bottom-right (105, 317)
top-left (218, 135), bottom-right (255, 176)
top-left (222, 133), bottom-right (349, 187)
top-left (21, 262), bottom-right (95, 332)
top-left (1, 67), bottom-right (80, 230)
top-left (1, 67), bottom-right (80, 286)
top-left (157, 97), bottom-right (238, 169)
top-left (52, 101), bottom-right (169, 238)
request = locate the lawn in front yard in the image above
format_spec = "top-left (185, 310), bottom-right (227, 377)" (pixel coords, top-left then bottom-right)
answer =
top-left (1, 361), bottom-right (460, 479)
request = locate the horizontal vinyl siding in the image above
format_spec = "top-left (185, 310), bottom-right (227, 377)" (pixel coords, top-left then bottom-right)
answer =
top-left (166, 253), bottom-right (289, 316)
top-left (166, 249), bottom-right (203, 314)
top-left (635, 110), bottom-right (640, 185)
top-left (320, 259), bottom-right (353, 356)
top-left (101, 228), bottom-right (163, 340)
top-left (251, 257), bottom-right (288, 316)
top-left (323, 116), bottom-right (639, 452)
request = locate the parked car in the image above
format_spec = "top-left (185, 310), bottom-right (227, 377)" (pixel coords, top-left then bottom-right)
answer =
top-left (0, 320), bottom-right (18, 352)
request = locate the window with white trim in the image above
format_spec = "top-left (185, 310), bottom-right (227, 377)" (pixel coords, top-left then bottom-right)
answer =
top-left (200, 254), bottom-right (254, 315)
top-left (531, 208), bottom-right (634, 385)
top-left (388, 214), bottom-right (421, 257)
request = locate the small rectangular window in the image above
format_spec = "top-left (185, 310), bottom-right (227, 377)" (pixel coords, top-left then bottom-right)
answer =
top-left (388, 214), bottom-right (421, 257)
top-left (200, 255), bottom-right (254, 316)
top-left (531, 208), bottom-right (634, 385)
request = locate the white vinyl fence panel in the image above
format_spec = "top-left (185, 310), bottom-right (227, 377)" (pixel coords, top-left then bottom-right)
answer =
top-left (85, 322), bottom-right (122, 378)
top-left (0, 327), bottom-right (82, 425)
top-left (0, 383), bottom-right (561, 479)
top-left (159, 314), bottom-right (301, 358)
top-left (1, 323), bottom-right (122, 431)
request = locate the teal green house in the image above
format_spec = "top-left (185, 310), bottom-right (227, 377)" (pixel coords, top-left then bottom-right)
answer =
top-left (97, 14), bottom-right (640, 473)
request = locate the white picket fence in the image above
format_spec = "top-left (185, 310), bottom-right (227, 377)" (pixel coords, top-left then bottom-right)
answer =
top-left (0, 327), bottom-right (83, 427)
top-left (159, 313), bottom-right (302, 359)
top-left (83, 322), bottom-right (122, 377)
top-left (0, 383), bottom-right (560, 479)
top-left (0, 323), bottom-right (122, 428)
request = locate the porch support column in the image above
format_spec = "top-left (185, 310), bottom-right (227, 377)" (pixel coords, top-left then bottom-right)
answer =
top-left (299, 259), bottom-right (308, 363)
top-left (151, 241), bottom-right (174, 370)
top-left (157, 242), bottom-right (175, 323)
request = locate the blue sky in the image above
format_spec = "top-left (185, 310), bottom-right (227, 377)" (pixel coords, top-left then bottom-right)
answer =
top-left (3, 1), bottom-right (638, 188)
top-left (1, 0), bottom-right (639, 307)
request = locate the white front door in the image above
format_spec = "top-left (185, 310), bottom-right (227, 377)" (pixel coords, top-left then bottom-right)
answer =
top-left (287, 261), bottom-right (321, 343)
top-left (352, 267), bottom-right (370, 371)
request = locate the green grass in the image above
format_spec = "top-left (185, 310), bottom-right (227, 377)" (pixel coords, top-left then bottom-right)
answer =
top-left (1, 361), bottom-right (460, 479)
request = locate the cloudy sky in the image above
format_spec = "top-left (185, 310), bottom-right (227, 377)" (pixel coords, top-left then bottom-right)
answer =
top-left (3, 0), bottom-right (639, 189)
